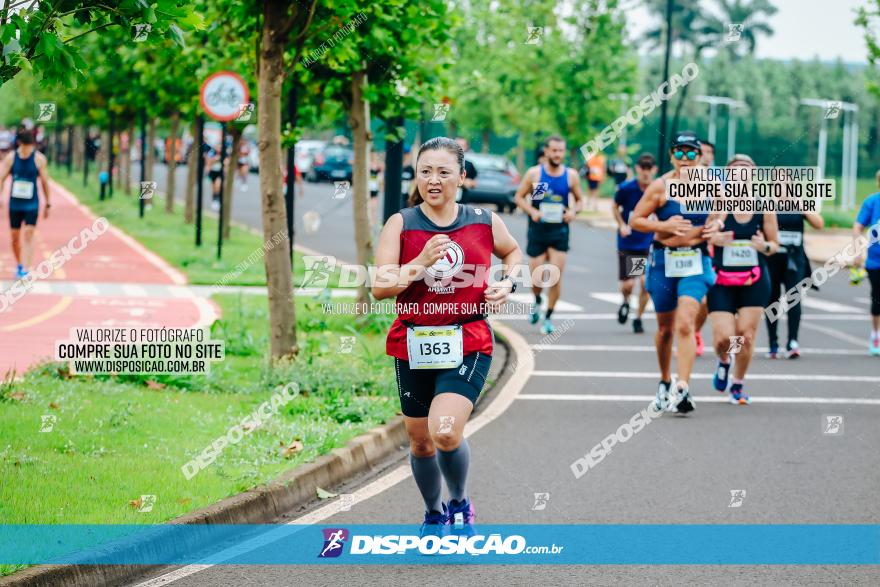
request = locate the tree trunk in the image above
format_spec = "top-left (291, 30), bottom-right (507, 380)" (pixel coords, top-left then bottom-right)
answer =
top-left (145, 117), bottom-right (156, 182)
top-left (185, 120), bottom-right (198, 224)
top-left (166, 112), bottom-right (179, 213)
top-left (222, 127), bottom-right (242, 238)
top-left (72, 126), bottom-right (83, 170)
top-left (350, 68), bottom-right (373, 308)
top-left (259, 0), bottom-right (297, 359)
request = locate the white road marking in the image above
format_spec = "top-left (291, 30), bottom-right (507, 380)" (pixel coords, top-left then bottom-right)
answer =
top-left (531, 370), bottom-right (879, 382)
top-left (121, 284), bottom-right (149, 297)
top-left (74, 282), bottom-right (99, 296)
top-left (497, 313), bottom-right (867, 321)
top-left (516, 393), bottom-right (880, 405)
top-left (132, 321), bottom-right (533, 586)
top-left (508, 292), bottom-right (583, 312)
top-left (529, 344), bottom-right (867, 356)
top-left (590, 292), bottom-right (655, 311)
top-left (800, 297), bottom-right (865, 313)
top-left (800, 322), bottom-right (868, 348)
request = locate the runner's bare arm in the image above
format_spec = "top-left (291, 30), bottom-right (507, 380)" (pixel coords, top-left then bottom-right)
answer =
top-left (0, 152), bottom-right (13, 203)
top-left (631, 179), bottom-right (670, 233)
top-left (485, 212), bottom-right (522, 303)
top-left (804, 211), bottom-right (824, 230)
top-left (37, 152), bottom-right (51, 208)
top-left (753, 212), bottom-right (780, 255)
top-left (371, 213), bottom-right (447, 300)
top-left (567, 167), bottom-right (584, 213)
top-left (514, 167), bottom-right (540, 220)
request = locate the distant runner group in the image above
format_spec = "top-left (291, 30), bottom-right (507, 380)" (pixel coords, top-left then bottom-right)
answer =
top-left (372, 131), bottom-right (880, 541)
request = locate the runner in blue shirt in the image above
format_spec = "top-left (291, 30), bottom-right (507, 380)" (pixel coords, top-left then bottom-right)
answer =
top-left (612, 153), bottom-right (657, 333)
top-left (854, 181), bottom-right (880, 355)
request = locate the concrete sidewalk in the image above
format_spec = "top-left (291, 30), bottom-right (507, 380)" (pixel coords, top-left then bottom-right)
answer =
top-left (578, 196), bottom-right (855, 263)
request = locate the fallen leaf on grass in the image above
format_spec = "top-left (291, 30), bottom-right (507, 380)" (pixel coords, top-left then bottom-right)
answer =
top-left (176, 498), bottom-right (192, 506)
top-left (129, 498), bottom-right (143, 510)
top-left (48, 402), bottom-right (59, 409)
top-left (8, 391), bottom-right (25, 401)
top-left (316, 487), bottom-right (337, 500)
top-left (145, 380), bottom-right (166, 390)
top-left (281, 440), bottom-right (304, 459)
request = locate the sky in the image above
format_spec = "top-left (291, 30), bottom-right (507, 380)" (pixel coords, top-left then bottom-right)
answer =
top-left (624, 0), bottom-right (871, 64)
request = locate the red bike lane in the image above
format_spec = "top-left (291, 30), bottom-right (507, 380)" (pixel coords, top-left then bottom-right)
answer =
top-left (0, 181), bottom-right (218, 376)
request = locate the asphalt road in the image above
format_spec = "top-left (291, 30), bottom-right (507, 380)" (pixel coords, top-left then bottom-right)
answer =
top-left (129, 165), bottom-right (880, 586)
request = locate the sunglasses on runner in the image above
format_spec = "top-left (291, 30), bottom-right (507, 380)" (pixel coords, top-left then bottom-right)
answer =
top-left (672, 149), bottom-right (699, 161)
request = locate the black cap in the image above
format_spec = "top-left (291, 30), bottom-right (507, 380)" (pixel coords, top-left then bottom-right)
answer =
top-left (670, 131), bottom-right (701, 150)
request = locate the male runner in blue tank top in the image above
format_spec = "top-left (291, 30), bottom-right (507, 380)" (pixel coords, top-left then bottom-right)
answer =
top-left (514, 135), bottom-right (584, 334)
top-left (631, 131), bottom-right (724, 414)
top-left (0, 129), bottom-right (51, 279)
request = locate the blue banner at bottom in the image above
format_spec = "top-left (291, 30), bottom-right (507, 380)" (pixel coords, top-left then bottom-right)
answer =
top-left (1, 525), bottom-right (878, 565)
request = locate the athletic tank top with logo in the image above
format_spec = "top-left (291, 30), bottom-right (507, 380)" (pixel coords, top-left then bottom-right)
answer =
top-left (713, 214), bottom-right (766, 272)
top-left (386, 204), bottom-right (495, 360)
top-left (9, 150), bottom-right (39, 211)
top-left (530, 165), bottom-right (569, 226)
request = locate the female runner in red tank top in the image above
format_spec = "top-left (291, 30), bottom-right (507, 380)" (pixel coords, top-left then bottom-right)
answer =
top-left (373, 137), bottom-right (521, 538)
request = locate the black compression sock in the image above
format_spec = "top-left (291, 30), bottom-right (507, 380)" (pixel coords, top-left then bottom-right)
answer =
top-left (534, 293), bottom-right (542, 305)
top-left (545, 307), bottom-right (554, 320)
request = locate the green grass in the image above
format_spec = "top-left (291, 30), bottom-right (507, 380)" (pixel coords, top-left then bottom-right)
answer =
top-left (0, 293), bottom-right (398, 575)
top-left (49, 165), bottom-right (341, 287)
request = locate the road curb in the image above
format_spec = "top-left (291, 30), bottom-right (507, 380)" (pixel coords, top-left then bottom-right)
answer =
top-left (1, 328), bottom-right (520, 587)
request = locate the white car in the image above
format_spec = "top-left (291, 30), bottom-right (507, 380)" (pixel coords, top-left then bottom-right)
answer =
top-left (295, 140), bottom-right (327, 175)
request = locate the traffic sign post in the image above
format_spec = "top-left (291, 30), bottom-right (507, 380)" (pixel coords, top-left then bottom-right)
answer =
top-left (199, 71), bottom-right (249, 257)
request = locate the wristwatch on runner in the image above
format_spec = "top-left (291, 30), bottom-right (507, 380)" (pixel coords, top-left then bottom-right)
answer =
top-left (500, 273), bottom-right (517, 293)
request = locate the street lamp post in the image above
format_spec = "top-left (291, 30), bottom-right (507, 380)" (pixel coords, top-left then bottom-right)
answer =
top-left (694, 95), bottom-right (747, 159)
top-left (801, 99), bottom-right (858, 210)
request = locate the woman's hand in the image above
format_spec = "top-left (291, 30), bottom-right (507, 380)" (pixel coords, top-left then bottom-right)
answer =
top-left (751, 229), bottom-right (769, 252)
top-left (618, 223), bottom-right (632, 237)
top-left (484, 277), bottom-right (513, 313)
top-left (660, 215), bottom-right (692, 236)
top-left (414, 234), bottom-right (451, 268)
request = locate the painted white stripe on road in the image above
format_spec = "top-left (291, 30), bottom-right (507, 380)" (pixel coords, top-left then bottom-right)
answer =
top-left (74, 282), bottom-right (99, 296)
top-left (516, 393), bottom-right (880, 405)
top-left (121, 284), bottom-right (149, 297)
top-left (530, 344), bottom-right (868, 356)
top-left (800, 297), bottom-right (865, 314)
top-left (498, 313), bottom-right (868, 321)
top-left (590, 292), bottom-right (655, 312)
top-left (800, 322), bottom-right (868, 348)
top-left (531, 370), bottom-right (880, 383)
top-left (508, 292), bottom-right (583, 312)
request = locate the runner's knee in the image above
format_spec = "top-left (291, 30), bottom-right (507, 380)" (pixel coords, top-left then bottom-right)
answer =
top-left (431, 429), bottom-right (462, 452)
top-left (409, 436), bottom-right (435, 457)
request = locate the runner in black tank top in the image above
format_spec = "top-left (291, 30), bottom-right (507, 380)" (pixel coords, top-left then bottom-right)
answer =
top-left (764, 210), bottom-right (824, 358)
top-left (0, 128), bottom-right (52, 279)
top-left (706, 155), bottom-right (780, 405)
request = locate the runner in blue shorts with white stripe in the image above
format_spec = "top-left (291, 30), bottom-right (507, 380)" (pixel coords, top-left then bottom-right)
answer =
top-left (631, 131), bottom-right (724, 414)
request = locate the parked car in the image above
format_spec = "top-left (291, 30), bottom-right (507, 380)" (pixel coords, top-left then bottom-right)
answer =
top-left (295, 139), bottom-right (327, 176)
top-left (461, 153), bottom-right (520, 213)
top-left (308, 144), bottom-right (353, 182)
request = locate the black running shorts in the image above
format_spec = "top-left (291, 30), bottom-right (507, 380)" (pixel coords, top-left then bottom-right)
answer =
top-left (526, 223), bottom-right (569, 257)
top-left (394, 352), bottom-right (492, 418)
